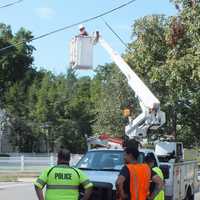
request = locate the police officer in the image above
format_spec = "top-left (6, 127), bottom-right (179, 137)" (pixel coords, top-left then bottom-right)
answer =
top-left (145, 153), bottom-right (164, 200)
top-left (34, 148), bottom-right (93, 200)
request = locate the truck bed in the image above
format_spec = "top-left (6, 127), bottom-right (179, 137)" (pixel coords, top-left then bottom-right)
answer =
top-left (161, 160), bottom-right (199, 200)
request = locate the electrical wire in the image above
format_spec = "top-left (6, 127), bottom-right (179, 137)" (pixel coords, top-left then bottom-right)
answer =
top-left (0, 0), bottom-right (136, 53)
top-left (101, 17), bottom-right (129, 49)
top-left (0, 0), bottom-right (23, 9)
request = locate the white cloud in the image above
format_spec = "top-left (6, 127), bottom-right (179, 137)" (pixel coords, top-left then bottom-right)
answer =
top-left (36, 7), bottom-right (56, 19)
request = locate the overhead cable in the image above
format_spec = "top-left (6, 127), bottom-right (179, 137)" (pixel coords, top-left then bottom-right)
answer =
top-left (101, 17), bottom-right (129, 49)
top-left (0, 0), bottom-right (136, 53)
top-left (0, 0), bottom-right (23, 9)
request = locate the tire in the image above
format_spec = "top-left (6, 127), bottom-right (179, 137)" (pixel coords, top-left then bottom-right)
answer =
top-left (185, 194), bottom-right (194, 200)
top-left (184, 188), bottom-right (194, 200)
top-left (189, 194), bottom-right (194, 200)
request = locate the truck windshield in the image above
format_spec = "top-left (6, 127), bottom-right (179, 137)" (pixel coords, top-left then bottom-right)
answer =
top-left (76, 150), bottom-right (145, 171)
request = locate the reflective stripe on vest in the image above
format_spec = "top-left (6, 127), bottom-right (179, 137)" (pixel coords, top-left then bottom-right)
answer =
top-left (45, 166), bottom-right (81, 193)
top-left (36, 178), bottom-right (46, 187)
top-left (127, 163), bottom-right (151, 200)
top-left (133, 168), bottom-right (138, 200)
top-left (46, 184), bottom-right (79, 190)
top-left (81, 179), bottom-right (90, 187)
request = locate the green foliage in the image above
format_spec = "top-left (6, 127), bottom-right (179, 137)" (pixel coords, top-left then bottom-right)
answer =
top-left (124, 3), bottom-right (200, 146)
top-left (0, 24), bottom-right (34, 97)
top-left (91, 63), bottom-right (135, 137)
top-left (1, 0), bottom-right (200, 152)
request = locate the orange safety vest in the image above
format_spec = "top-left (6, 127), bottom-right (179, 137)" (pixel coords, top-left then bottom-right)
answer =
top-left (127, 163), bottom-right (151, 200)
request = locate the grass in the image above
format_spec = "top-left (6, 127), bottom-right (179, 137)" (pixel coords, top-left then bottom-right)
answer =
top-left (184, 149), bottom-right (200, 166)
top-left (0, 176), bottom-right (18, 182)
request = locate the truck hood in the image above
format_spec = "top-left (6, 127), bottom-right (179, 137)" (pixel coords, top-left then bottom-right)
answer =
top-left (83, 170), bottom-right (119, 190)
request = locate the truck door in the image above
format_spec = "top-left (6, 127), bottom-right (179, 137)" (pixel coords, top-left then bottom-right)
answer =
top-left (173, 165), bottom-right (181, 200)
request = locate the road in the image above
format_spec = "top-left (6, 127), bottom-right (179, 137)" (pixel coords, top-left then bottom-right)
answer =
top-left (0, 182), bottom-right (200, 200)
top-left (0, 182), bottom-right (37, 200)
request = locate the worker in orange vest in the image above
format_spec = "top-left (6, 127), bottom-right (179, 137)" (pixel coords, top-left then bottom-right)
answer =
top-left (116, 147), bottom-right (151, 200)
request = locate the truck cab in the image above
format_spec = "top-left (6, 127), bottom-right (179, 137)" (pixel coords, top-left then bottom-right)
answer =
top-left (76, 147), bottom-right (199, 200)
top-left (76, 148), bottom-right (159, 200)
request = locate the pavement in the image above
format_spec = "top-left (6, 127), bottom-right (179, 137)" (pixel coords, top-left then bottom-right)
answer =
top-left (0, 182), bottom-right (37, 200)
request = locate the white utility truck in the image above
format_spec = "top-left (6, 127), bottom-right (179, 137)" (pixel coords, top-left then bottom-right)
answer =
top-left (76, 140), bottom-right (199, 200)
top-left (70, 31), bottom-right (199, 200)
top-left (155, 142), bottom-right (199, 200)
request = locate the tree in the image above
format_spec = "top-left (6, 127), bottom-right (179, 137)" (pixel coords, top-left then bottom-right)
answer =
top-left (29, 70), bottom-right (94, 153)
top-left (123, 3), bottom-right (200, 146)
top-left (91, 63), bottom-right (136, 137)
top-left (2, 1), bottom-right (200, 152)
top-left (0, 24), bottom-right (34, 98)
top-left (4, 80), bottom-right (36, 152)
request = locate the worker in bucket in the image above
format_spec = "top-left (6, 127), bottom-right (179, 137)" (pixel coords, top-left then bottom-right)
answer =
top-left (34, 148), bottom-right (93, 200)
top-left (79, 24), bottom-right (88, 36)
top-left (145, 153), bottom-right (165, 200)
top-left (116, 147), bottom-right (151, 200)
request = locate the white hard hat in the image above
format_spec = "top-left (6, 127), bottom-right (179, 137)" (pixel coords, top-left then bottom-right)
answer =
top-left (79, 24), bottom-right (85, 30)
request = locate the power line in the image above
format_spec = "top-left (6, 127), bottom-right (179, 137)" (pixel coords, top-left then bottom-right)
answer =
top-left (0, 0), bottom-right (23, 9)
top-left (0, 0), bottom-right (136, 53)
top-left (101, 17), bottom-right (129, 49)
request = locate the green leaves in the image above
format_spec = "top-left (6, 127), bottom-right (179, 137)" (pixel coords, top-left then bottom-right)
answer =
top-left (1, 1), bottom-right (200, 152)
top-left (124, 2), bottom-right (200, 146)
top-left (0, 23), bottom-right (34, 96)
top-left (91, 63), bottom-right (136, 137)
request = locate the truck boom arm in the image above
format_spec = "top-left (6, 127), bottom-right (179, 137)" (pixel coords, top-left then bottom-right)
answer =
top-left (98, 36), bottom-right (165, 139)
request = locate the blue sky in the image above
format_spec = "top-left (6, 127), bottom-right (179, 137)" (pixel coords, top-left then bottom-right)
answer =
top-left (0, 0), bottom-right (177, 75)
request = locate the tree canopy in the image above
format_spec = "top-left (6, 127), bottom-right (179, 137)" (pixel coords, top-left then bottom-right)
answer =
top-left (0, 0), bottom-right (200, 152)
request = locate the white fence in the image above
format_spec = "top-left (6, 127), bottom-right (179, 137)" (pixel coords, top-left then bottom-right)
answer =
top-left (0, 154), bottom-right (82, 172)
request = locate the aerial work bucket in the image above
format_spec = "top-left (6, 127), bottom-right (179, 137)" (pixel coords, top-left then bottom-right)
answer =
top-left (69, 36), bottom-right (94, 70)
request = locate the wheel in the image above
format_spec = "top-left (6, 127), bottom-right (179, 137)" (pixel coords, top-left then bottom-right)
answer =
top-left (184, 188), bottom-right (194, 200)
top-left (185, 194), bottom-right (194, 200)
top-left (189, 194), bottom-right (194, 200)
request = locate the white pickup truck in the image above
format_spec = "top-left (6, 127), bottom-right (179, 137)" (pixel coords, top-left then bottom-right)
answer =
top-left (76, 147), bottom-right (199, 200)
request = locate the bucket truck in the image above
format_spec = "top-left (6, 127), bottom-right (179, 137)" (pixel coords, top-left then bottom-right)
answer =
top-left (70, 31), bottom-right (199, 200)
top-left (70, 32), bottom-right (166, 140)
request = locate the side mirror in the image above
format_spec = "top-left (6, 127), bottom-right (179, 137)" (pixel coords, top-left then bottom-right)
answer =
top-left (159, 164), bottom-right (170, 179)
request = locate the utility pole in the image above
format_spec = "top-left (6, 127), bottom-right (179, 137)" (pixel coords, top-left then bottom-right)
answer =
top-left (41, 121), bottom-right (52, 154)
top-left (0, 128), bottom-right (2, 153)
top-left (0, 110), bottom-right (5, 153)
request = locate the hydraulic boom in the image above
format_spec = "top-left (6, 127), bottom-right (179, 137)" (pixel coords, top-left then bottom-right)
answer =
top-left (70, 32), bottom-right (165, 139)
top-left (98, 36), bottom-right (165, 139)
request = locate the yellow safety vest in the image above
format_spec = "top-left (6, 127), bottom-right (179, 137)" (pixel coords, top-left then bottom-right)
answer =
top-left (152, 167), bottom-right (165, 200)
top-left (34, 165), bottom-right (93, 200)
